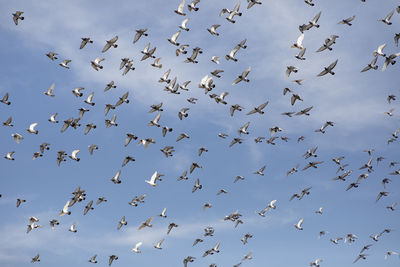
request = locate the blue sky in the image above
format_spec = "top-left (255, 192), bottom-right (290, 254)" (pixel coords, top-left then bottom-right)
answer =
top-left (0, 0), bottom-right (399, 266)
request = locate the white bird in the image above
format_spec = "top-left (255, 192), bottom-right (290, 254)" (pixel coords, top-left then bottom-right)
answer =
top-left (69, 222), bottom-right (77, 233)
top-left (59, 200), bottom-right (71, 216)
top-left (44, 83), bottom-right (55, 97)
top-left (294, 218), bottom-right (304, 230)
top-left (159, 208), bottom-right (167, 218)
top-left (111, 170), bottom-right (122, 184)
top-left (69, 150), bottom-right (80, 161)
top-left (5, 151), bottom-right (15, 160)
top-left (168, 31), bottom-right (181, 46)
top-left (291, 33), bottom-right (305, 49)
top-left (238, 122), bottom-right (250, 135)
top-left (374, 44), bottom-right (387, 57)
top-left (226, 45), bottom-right (240, 61)
top-left (84, 92), bottom-right (95, 106)
top-left (179, 18), bottom-right (190, 31)
top-left (27, 123), bottom-right (39, 134)
top-left (145, 171), bottom-right (160, 187)
top-left (148, 112), bottom-right (162, 127)
top-left (174, 0), bottom-right (186, 16)
top-left (154, 239), bottom-right (165, 249)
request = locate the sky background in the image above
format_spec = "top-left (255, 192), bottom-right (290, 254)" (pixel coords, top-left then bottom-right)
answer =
top-left (0, 0), bottom-right (399, 266)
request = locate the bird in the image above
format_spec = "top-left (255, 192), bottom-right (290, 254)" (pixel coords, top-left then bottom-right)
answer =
top-left (395, 33), bottom-right (400, 47)
top-left (254, 165), bottom-right (266, 176)
top-left (353, 254), bottom-right (369, 263)
top-left (118, 216), bottom-right (127, 230)
top-left (59, 200), bottom-right (71, 216)
top-left (145, 171), bottom-right (161, 186)
top-left (44, 83), bottom-right (55, 97)
top-left (207, 24), bottom-right (221, 36)
top-left (361, 56), bottom-right (379, 72)
top-left (226, 45), bottom-right (241, 61)
top-left (374, 44), bottom-right (387, 57)
top-left (178, 108), bottom-right (190, 120)
top-left (109, 255), bottom-right (118, 266)
top-left (384, 251), bottom-right (399, 259)
top-left (138, 216), bottom-right (154, 230)
top-left (26, 122), bottom-right (39, 134)
top-left (91, 57), bottom-right (105, 71)
top-left (167, 223), bottom-right (179, 234)
top-left (151, 57), bottom-right (162, 68)
top-left (179, 18), bottom-right (190, 31)
top-left (379, 10), bottom-right (394, 25)
top-left (111, 170), bottom-right (122, 184)
top-left (88, 255), bottom-right (98, 264)
top-left (84, 200), bottom-right (94, 215)
top-left (31, 254), bottom-right (40, 263)
top-left (12, 11), bottom-right (24, 25)
top-left (192, 178), bottom-right (202, 192)
top-left (11, 133), bottom-right (24, 144)
top-left (148, 112), bottom-right (162, 127)
top-left (154, 238), bottom-right (165, 249)
top-left (80, 37), bottom-right (93, 49)
top-left (159, 208), bottom-right (167, 218)
top-left (317, 59), bottom-right (338, 76)
top-left (59, 59), bottom-right (71, 69)
top-left (133, 28), bottom-right (148, 44)
top-left (46, 51), bottom-right (58, 60)
top-left (5, 151), bottom-right (15, 161)
top-left (291, 33), bottom-right (305, 49)
top-left (69, 150), bottom-right (80, 161)
top-left (294, 218), bottom-right (304, 230)
top-left (295, 48), bottom-right (306, 60)
top-left (247, 101), bottom-right (268, 115)
top-left (168, 31), bottom-right (181, 46)
top-left (338, 15), bottom-right (355, 26)
top-left (102, 36), bottom-right (118, 52)
top-left (69, 222), bottom-right (77, 233)
top-left (233, 67), bottom-right (251, 84)
top-left (49, 219), bottom-right (59, 230)
top-left (175, 0), bottom-right (186, 15)
top-left (1, 93), bottom-right (11, 105)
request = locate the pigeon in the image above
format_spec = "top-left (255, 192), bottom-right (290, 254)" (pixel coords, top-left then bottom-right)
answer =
top-left (102, 36), bottom-right (118, 52)
top-left (80, 37), bottom-right (93, 49)
top-left (12, 11), bottom-right (24, 25)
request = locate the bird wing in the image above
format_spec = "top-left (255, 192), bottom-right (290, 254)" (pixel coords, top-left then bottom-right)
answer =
top-left (177, 0), bottom-right (185, 12)
top-left (385, 10), bottom-right (395, 20)
top-left (312, 11), bottom-right (322, 23)
top-left (171, 31), bottom-right (181, 42)
top-left (258, 101), bottom-right (269, 110)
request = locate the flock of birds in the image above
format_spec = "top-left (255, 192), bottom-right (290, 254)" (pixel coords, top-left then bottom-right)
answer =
top-left (3, 0), bottom-right (400, 266)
